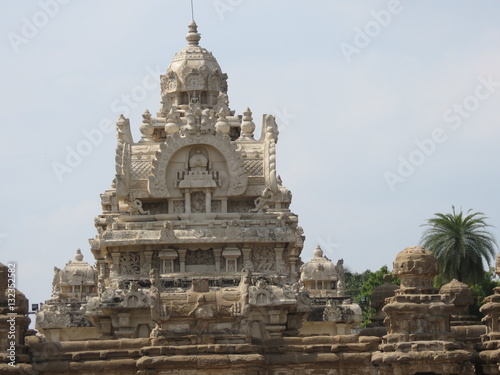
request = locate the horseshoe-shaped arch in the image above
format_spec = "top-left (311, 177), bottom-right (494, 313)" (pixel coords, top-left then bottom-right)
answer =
top-left (148, 132), bottom-right (248, 198)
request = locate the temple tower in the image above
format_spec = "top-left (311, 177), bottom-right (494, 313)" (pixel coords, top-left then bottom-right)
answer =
top-left (478, 252), bottom-right (500, 375)
top-left (373, 246), bottom-right (472, 375)
top-left (86, 22), bottom-right (307, 342)
top-left (299, 245), bottom-right (361, 335)
top-left (36, 250), bottom-right (98, 342)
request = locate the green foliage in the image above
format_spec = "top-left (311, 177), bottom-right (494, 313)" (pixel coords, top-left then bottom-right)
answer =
top-left (345, 265), bottom-right (400, 327)
top-left (420, 206), bottom-right (498, 285)
top-left (344, 268), bottom-right (372, 299)
top-left (469, 268), bottom-right (499, 317)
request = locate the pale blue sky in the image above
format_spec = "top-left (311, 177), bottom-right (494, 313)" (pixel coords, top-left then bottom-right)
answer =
top-left (1, 1), bottom-right (500, 313)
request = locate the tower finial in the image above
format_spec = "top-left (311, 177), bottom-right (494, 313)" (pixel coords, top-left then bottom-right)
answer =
top-left (190, 0), bottom-right (195, 21)
top-left (186, 20), bottom-right (201, 46)
top-left (75, 248), bottom-right (83, 261)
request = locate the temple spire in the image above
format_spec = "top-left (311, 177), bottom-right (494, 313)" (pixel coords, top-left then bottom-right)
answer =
top-left (186, 20), bottom-right (201, 46)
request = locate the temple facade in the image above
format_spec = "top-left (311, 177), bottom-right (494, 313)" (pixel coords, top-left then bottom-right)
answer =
top-left (84, 20), bottom-right (309, 343)
top-left (1, 21), bottom-right (500, 375)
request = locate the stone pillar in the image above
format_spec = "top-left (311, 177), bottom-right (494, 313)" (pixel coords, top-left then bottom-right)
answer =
top-left (144, 250), bottom-right (153, 275)
top-left (274, 247), bottom-right (284, 273)
top-left (213, 248), bottom-right (222, 272)
top-left (184, 191), bottom-right (191, 213)
top-left (97, 260), bottom-right (106, 276)
top-left (221, 198), bottom-right (228, 213)
top-left (100, 317), bottom-right (112, 337)
top-left (289, 256), bottom-right (299, 280)
top-left (115, 312), bottom-right (133, 338)
top-left (242, 248), bottom-right (253, 270)
top-left (178, 249), bottom-right (187, 273)
top-left (111, 252), bottom-right (121, 277)
top-left (205, 189), bottom-right (211, 213)
top-left (266, 310), bottom-right (287, 338)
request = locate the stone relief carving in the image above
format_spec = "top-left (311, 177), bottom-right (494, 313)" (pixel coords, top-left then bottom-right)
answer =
top-left (251, 247), bottom-right (275, 272)
top-left (243, 159), bottom-right (264, 176)
top-left (211, 200), bottom-right (221, 213)
top-left (248, 179), bottom-right (292, 213)
top-left (183, 105), bottom-right (216, 136)
top-left (159, 92), bottom-right (172, 118)
top-left (149, 269), bottom-right (167, 325)
top-left (224, 220), bottom-right (241, 239)
top-left (191, 191), bottom-right (206, 213)
top-left (228, 200), bottom-right (254, 213)
top-left (148, 132), bottom-right (247, 197)
top-left (185, 249), bottom-right (215, 265)
top-left (294, 226), bottom-right (305, 248)
top-left (184, 72), bottom-right (204, 91)
top-left (208, 73), bottom-right (220, 91)
top-left (36, 309), bottom-right (72, 328)
top-left (121, 289), bottom-right (151, 309)
top-left (263, 114), bottom-right (279, 193)
top-left (249, 279), bottom-right (276, 306)
top-left (336, 259), bottom-right (345, 291)
top-left (126, 195), bottom-right (150, 215)
top-left (250, 187), bottom-right (274, 213)
top-left (51, 267), bottom-right (61, 298)
top-left (276, 259), bottom-right (288, 275)
top-left (189, 295), bottom-right (214, 318)
top-left (142, 201), bottom-right (167, 215)
top-left (176, 147), bottom-right (221, 190)
top-left (215, 92), bottom-right (230, 116)
top-left (131, 160), bottom-right (153, 180)
top-left (173, 200), bottom-right (185, 213)
top-left (162, 71), bottom-right (178, 94)
top-left (119, 252), bottom-right (141, 275)
top-left (115, 115), bottom-right (133, 199)
top-left (97, 275), bottom-right (105, 297)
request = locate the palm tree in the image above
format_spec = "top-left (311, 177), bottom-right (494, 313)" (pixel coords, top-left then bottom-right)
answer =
top-left (420, 206), bottom-right (498, 285)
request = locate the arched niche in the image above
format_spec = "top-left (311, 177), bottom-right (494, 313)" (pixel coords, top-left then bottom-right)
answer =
top-left (164, 144), bottom-right (228, 199)
top-left (149, 132), bottom-right (248, 198)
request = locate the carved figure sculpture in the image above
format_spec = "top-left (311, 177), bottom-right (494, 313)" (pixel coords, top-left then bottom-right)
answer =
top-left (127, 197), bottom-right (150, 215)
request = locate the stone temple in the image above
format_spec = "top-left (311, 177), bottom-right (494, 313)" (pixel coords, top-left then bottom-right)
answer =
top-left (2, 21), bottom-right (500, 375)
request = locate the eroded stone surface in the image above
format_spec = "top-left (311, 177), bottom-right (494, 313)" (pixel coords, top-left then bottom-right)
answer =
top-left (377, 247), bottom-right (472, 375)
top-left (49, 22), bottom-right (309, 345)
top-left (3, 21), bottom-right (497, 375)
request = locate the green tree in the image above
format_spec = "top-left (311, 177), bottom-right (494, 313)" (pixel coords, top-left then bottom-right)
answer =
top-left (469, 268), bottom-right (499, 317)
top-left (420, 206), bottom-right (498, 285)
top-left (345, 265), bottom-right (399, 327)
top-left (344, 268), bottom-right (372, 300)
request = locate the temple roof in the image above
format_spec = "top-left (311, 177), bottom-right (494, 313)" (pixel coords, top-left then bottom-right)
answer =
top-left (393, 246), bottom-right (438, 277)
top-left (300, 245), bottom-right (339, 281)
top-left (60, 249), bottom-right (96, 286)
top-left (161, 21), bottom-right (228, 112)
